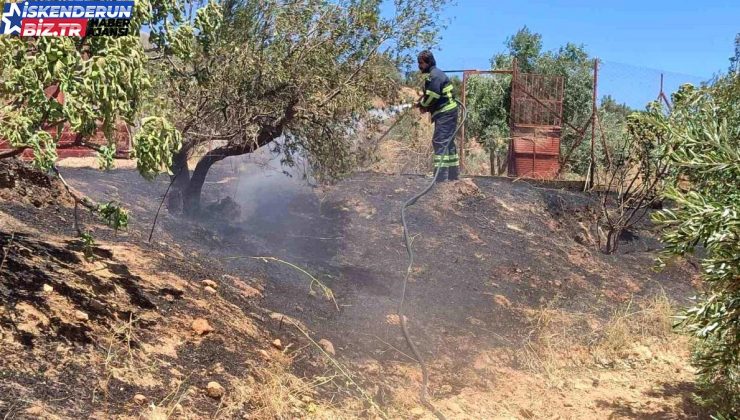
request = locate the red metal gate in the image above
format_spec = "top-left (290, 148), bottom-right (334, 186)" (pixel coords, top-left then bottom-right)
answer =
top-left (0, 85), bottom-right (131, 160)
top-left (508, 70), bottom-right (564, 179)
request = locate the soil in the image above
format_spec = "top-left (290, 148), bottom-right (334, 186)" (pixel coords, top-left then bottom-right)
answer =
top-left (0, 157), bottom-right (706, 419)
top-left (0, 159), bottom-right (336, 419)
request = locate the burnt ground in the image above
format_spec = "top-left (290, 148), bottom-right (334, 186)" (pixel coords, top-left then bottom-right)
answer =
top-left (1, 156), bottom-right (705, 419)
top-left (0, 159), bottom-right (340, 419)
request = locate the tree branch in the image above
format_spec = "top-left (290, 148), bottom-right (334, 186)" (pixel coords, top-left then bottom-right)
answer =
top-left (51, 165), bottom-right (98, 211)
top-left (319, 38), bottom-right (388, 108)
top-left (0, 148), bottom-right (25, 159)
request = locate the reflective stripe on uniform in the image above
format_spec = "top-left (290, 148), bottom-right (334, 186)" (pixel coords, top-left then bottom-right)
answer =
top-left (421, 90), bottom-right (440, 107)
top-left (432, 100), bottom-right (458, 117)
top-left (442, 84), bottom-right (454, 102)
top-left (433, 153), bottom-right (460, 167)
top-left (443, 153), bottom-right (459, 162)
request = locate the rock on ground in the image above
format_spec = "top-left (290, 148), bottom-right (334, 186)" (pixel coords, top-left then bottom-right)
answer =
top-left (318, 338), bottom-right (335, 356)
top-left (202, 279), bottom-right (218, 289)
top-left (191, 318), bottom-right (214, 336)
top-left (206, 381), bottom-right (225, 399)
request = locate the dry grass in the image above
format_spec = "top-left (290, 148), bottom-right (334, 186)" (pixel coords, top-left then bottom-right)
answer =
top-left (141, 377), bottom-right (193, 420)
top-left (220, 256), bottom-right (339, 311)
top-left (560, 172), bottom-right (586, 181)
top-left (214, 364), bottom-right (353, 420)
top-left (593, 292), bottom-right (675, 358)
top-left (364, 113), bottom-right (434, 174)
top-left (135, 355), bottom-right (365, 420)
top-left (461, 140), bottom-right (491, 176)
top-left (370, 139), bottom-right (432, 174)
top-left (95, 315), bottom-right (162, 402)
top-left (517, 295), bottom-right (580, 383)
top-left (634, 292), bottom-right (675, 339)
top-left (519, 291), bottom-right (681, 382)
top-left (136, 330), bottom-right (375, 419)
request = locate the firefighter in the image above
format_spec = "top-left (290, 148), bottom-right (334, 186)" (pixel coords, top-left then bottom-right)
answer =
top-left (415, 50), bottom-right (459, 182)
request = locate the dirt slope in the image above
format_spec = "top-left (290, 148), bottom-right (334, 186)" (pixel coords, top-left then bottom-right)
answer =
top-left (1, 158), bottom-right (705, 419)
top-left (0, 159), bottom-right (358, 419)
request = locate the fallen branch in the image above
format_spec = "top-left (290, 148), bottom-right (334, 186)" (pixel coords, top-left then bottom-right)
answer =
top-left (52, 165), bottom-right (98, 211)
top-left (218, 255), bottom-right (339, 311)
top-left (285, 235), bottom-right (344, 240)
top-left (0, 148), bottom-right (25, 159)
top-left (251, 256), bottom-right (339, 311)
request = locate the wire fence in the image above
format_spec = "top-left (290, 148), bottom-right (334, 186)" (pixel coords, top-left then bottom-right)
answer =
top-left (598, 59), bottom-right (708, 110)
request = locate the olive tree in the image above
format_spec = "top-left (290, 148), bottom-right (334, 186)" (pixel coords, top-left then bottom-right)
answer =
top-left (464, 75), bottom-right (510, 175)
top-left (151, 0), bottom-right (450, 214)
top-left (653, 78), bottom-right (740, 415)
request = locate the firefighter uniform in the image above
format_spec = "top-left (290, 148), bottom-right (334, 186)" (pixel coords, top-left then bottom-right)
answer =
top-left (419, 66), bottom-right (459, 182)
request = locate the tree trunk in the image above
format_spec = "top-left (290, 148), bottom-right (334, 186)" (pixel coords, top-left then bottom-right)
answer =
top-left (489, 149), bottom-right (497, 176)
top-left (180, 129), bottom-right (283, 214)
top-left (499, 155), bottom-right (508, 175)
top-left (179, 100), bottom-right (296, 215)
top-left (604, 230), bottom-right (614, 254)
top-left (489, 149), bottom-right (507, 176)
top-left (604, 228), bottom-right (621, 254)
top-left (182, 151), bottom-right (224, 216)
top-left (167, 147), bottom-right (191, 214)
top-left (611, 230), bottom-right (621, 253)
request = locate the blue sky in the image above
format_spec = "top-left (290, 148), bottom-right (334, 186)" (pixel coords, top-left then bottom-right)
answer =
top-left (422, 0), bottom-right (738, 108)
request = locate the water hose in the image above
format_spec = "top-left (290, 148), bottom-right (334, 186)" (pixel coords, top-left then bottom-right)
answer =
top-left (398, 99), bottom-right (467, 420)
